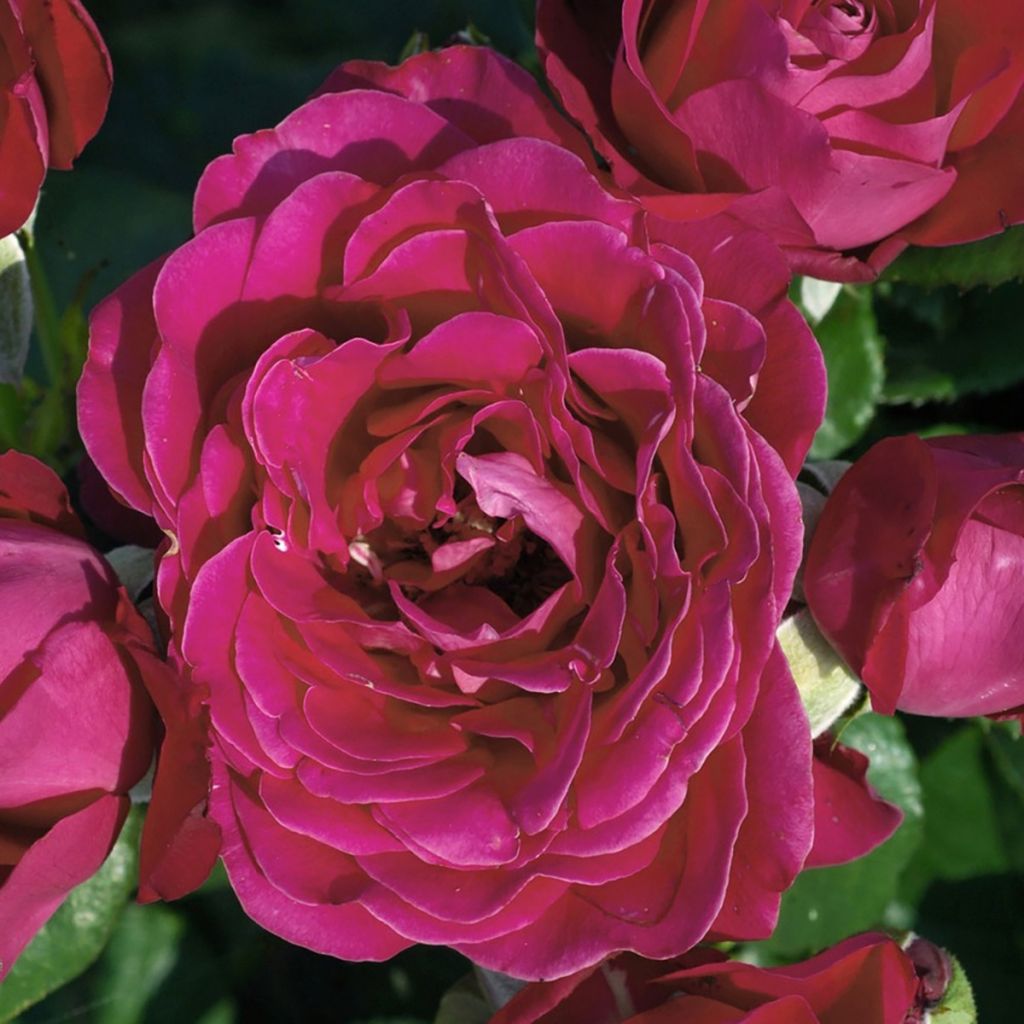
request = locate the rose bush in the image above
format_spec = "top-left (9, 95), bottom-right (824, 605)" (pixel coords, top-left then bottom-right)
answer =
top-left (0, 450), bottom-right (155, 979)
top-left (805, 433), bottom-right (1024, 717)
top-left (538, 0), bottom-right (1024, 281)
top-left (489, 933), bottom-right (941, 1023)
top-left (76, 45), bottom-right (897, 979)
top-left (0, 0), bottom-right (111, 236)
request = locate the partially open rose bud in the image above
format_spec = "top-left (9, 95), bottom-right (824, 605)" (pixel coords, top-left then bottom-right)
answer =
top-left (0, 0), bottom-right (112, 235)
top-left (906, 936), bottom-right (953, 1008)
top-left (0, 451), bottom-right (156, 979)
top-left (804, 433), bottom-right (1024, 717)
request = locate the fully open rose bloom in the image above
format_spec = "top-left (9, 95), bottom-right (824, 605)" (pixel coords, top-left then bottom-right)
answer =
top-left (76, 45), bottom-right (892, 978)
top-left (538, 0), bottom-right (1024, 281)
top-left (0, 451), bottom-right (155, 979)
top-left (0, 0), bottom-right (111, 236)
top-left (805, 433), bottom-right (1024, 717)
top-left (489, 933), bottom-right (945, 1023)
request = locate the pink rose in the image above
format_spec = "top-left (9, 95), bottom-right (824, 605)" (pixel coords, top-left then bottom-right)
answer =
top-left (79, 46), bottom-right (841, 978)
top-left (0, 0), bottom-right (111, 236)
top-left (804, 433), bottom-right (1024, 717)
top-left (0, 450), bottom-right (155, 979)
top-left (490, 933), bottom-right (939, 1023)
top-left (537, 0), bottom-right (1024, 281)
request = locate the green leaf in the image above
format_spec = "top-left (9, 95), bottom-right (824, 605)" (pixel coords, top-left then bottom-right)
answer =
top-left (797, 277), bottom-right (842, 325)
top-left (92, 903), bottom-right (184, 1024)
top-left (449, 23), bottom-right (493, 47)
top-left (0, 233), bottom-right (31, 386)
top-left (89, 894), bottom-right (238, 1024)
top-left (475, 966), bottom-right (526, 1010)
top-left (882, 226), bottom-right (1024, 290)
top-left (878, 281), bottom-right (1024, 405)
top-left (928, 728), bottom-right (1012, 877)
top-left (808, 286), bottom-right (885, 459)
top-left (434, 975), bottom-right (490, 1024)
top-left (777, 608), bottom-right (862, 738)
top-left (980, 723), bottom-right (1024, 874)
top-left (982, 720), bottom-right (1024, 804)
top-left (0, 808), bottom-right (142, 1023)
top-left (754, 714), bottom-right (923, 958)
top-left (0, 383), bottom-right (25, 450)
top-left (398, 29), bottom-right (430, 60)
top-left (906, 727), bottom-right (1009, 894)
top-left (931, 953), bottom-right (979, 1024)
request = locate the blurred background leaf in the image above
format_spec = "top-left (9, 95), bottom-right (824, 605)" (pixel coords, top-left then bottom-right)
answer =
top-left (0, 233), bottom-right (31, 387)
top-left (803, 286), bottom-right (885, 459)
top-left (876, 282), bottom-right (1024, 405)
top-left (0, 809), bottom-right (142, 1023)
top-left (749, 714), bottom-right (923, 961)
top-left (882, 226), bottom-right (1024, 290)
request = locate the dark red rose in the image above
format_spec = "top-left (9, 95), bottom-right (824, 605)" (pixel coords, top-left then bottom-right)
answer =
top-left (0, 0), bottom-right (111, 235)
top-left (74, 46), bottom-right (899, 980)
top-left (538, 0), bottom-right (1024, 281)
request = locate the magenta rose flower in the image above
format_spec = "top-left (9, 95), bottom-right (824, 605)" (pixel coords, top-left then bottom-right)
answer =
top-left (0, 450), bottom-right (156, 979)
top-left (538, 0), bottom-right (1024, 281)
top-left (489, 933), bottom-right (941, 1024)
top-left (0, 0), bottom-right (111, 236)
top-left (804, 433), bottom-right (1024, 717)
top-left (79, 46), bottom-right (835, 978)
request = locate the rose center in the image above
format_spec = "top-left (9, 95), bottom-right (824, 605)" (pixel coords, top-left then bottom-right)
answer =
top-left (349, 485), bottom-right (572, 620)
top-left (813, 0), bottom-right (870, 29)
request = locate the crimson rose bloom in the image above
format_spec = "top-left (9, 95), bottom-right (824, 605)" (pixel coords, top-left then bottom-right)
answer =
top-left (0, 451), bottom-right (155, 979)
top-left (538, 0), bottom-right (1024, 281)
top-left (0, 0), bottom-right (111, 236)
top-left (80, 47), bottom-right (832, 978)
top-left (490, 933), bottom-right (938, 1024)
top-left (805, 433), bottom-right (1024, 717)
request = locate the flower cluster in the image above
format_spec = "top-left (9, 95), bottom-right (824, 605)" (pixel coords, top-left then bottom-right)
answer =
top-left (0, 0), bottom-right (1019, 1015)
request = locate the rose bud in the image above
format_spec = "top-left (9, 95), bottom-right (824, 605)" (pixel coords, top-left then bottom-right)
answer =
top-left (76, 45), bottom-right (897, 980)
top-left (489, 933), bottom-right (925, 1023)
top-left (0, 0), bottom-right (111, 236)
top-left (804, 433), bottom-right (1024, 717)
top-left (905, 935), bottom-right (953, 1008)
top-left (538, 0), bottom-right (1024, 282)
top-left (0, 450), bottom-right (155, 979)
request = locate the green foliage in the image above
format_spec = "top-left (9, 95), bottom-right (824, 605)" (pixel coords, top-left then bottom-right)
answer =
top-left (91, 904), bottom-right (187, 1024)
top-left (434, 976), bottom-right (490, 1024)
top-left (908, 728), bottom-right (1010, 890)
top-left (804, 286), bottom-right (885, 459)
top-left (754, 714), bottom-right (923, 959)
top-left (0, 233), bottom-right (31, 387)
top-left (882, 226), bottom-right (1024, 290)
top-left (777, 609), bottom-right (862, 738)
top-left (0, 809), bottom-right (141, 1024)
top-left (898, 720), bottom-right (1024, 1024)
top-left (876, 281), bottom-right (1024, 405)
top-left (931, 953), bottom-right (979, 1024)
